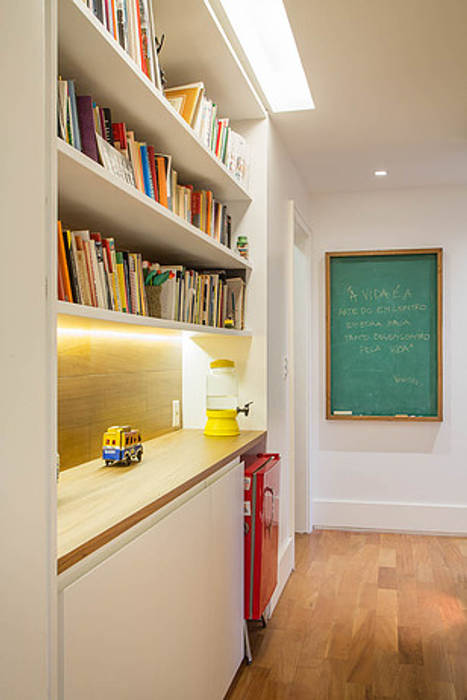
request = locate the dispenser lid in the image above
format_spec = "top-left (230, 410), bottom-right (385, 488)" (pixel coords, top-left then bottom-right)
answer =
top-left (210, 359), bottom-right (235, 369)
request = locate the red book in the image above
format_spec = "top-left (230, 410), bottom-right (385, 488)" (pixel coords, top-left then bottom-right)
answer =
top-left (112, 122), bottom-right (127, 153)
top-left (191, 191), bottom-right (201, 228)
top-left (147, 146), bottom-right (159, 202)
top-left (215, 121), bottom-right (222, 158)
top-left (134, 0), bottom-right (148, 77)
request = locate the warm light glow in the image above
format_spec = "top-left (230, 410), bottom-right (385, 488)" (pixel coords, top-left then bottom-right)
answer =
top-left (374, 170), bottom-right (388, 177)
top-left (217, 0), bottom-right (315, 113)
top-left (57, 327), bottom-right (181, 342)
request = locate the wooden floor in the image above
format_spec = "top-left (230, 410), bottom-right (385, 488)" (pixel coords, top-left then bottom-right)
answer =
top-left (226, 530), bottom-right (467, 699)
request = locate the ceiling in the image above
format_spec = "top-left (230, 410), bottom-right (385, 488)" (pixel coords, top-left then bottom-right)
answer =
top-left (272, 0), bottom-right (467, 192)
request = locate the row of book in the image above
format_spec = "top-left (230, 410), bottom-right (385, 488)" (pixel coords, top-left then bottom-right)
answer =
top-left (81, 0), bottom-right (162, 89)
top-left (57, 222), bottom-right (245, 329)
top-left (165, 83), bottom-right (250, 189)
top-left (58, 79), bottom-right (232, 245)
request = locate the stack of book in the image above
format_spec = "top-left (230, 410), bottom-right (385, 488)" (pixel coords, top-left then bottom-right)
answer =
top-left (57, 79), bottom-right (232, 246)
top-left (57, 222), bottom-right (245, 329)
top-left (57, 222), bottom-right (148, 315)
top-left (144, 264), bottom-right (245, 329)
top-left (164, 82), bottom-right (250, 189)
top-left (81, 0), bottom-right (161, 88)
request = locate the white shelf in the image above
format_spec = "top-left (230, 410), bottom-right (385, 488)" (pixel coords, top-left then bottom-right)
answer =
top-left (57, 301), bottom-right (252, 336)
top-left (156, 0), bottom-right (266, 121)
top-left (58, 139), bottom-right (252, 271)
top-left (58, 0), bottom-right (253, 203)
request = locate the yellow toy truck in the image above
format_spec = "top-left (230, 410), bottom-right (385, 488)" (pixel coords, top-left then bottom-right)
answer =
top-left (102, 426), bottom-right (143, 466)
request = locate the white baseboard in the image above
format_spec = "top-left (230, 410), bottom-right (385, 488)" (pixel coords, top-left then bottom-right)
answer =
top-left (313, 499), bottom-right (467, 535)
top-left (268, 535), bottom-right (294, 615)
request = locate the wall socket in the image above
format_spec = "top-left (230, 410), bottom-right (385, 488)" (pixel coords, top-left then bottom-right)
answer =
top-left (172, 399), bottom-right (181, 427)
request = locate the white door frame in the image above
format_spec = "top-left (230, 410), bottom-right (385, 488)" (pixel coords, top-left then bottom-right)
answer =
top-left (287, 201), bottom-right (313, 533)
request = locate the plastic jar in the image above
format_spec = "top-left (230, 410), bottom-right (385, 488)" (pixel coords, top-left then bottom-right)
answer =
top-left (206, 359), bottom-right (238, 411)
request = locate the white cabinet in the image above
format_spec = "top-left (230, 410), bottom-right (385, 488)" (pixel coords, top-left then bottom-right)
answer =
top-left (60, 462), bottom-right (244, 700)
top-left (208, 465), bottom-right (244, 699)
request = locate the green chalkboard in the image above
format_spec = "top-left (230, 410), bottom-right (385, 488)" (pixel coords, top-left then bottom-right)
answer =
top-left (326, 249), bottom-right (442, 421)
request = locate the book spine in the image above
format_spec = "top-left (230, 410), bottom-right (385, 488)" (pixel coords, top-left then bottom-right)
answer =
top-left (134, 0), bottom-right (146, 75)
top-left (122, 252), bottom-right (132, 313)
top-left (127, 132), bottom-right (144, 192)
top-left (73, 235), bottom-right (94, 306)
top-left (116, 0), bottom-right (126, 49)
top-left (104, 238), bottom-right (119, 311)
top-left (76, 96), bottom-right (99, 162)
top-left (70, 235), bottom-right (85, 305)
top-left (147, 146), bottom-right (159, 202)
top-left (116, 251), bottom-right (128, 312)
top-left (57, 221), bottom-right (73, 303)
top-left (57, 252), bottom-right (65, 301)
top-left (67, 81), bottom-right (82, 151)
top-left (156, 157), bottom-right (168, 207)
top-left (139, 144), bottom-right (154, 199)
top-left (93, 0), bottom-right (104, 23)
top-left (63, 228), bottom-right (81, 303)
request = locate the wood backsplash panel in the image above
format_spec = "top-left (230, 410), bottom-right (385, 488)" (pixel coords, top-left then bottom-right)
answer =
top-left (57, 317), bottom-right (183, 469)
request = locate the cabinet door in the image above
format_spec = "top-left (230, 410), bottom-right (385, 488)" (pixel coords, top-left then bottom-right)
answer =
top-left (62, 487), bottom-right (211, 700)
top-left (208, 462), bottom-right (244, 699)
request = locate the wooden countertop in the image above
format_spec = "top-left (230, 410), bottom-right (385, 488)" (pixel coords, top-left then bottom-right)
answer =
top-left (57, 429), bottom-right (266, 574)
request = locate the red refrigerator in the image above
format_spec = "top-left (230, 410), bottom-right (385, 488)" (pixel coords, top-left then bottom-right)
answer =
top-left (244, 453), bottom-right (281, 620)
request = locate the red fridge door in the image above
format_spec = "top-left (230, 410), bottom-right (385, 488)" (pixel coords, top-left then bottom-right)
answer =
top-left (244, 454), bottom-right (281, 620)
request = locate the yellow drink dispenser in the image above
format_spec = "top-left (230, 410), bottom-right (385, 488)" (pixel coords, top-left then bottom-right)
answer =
top-left (204, 359), bottom-right (252, 436)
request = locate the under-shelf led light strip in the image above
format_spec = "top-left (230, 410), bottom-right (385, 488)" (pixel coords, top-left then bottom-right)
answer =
top-left (57, 326), bottom-right (181, 342)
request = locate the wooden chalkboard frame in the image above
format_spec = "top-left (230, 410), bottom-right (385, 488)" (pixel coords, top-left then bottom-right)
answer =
top-left (325, 248), bottom-right (443, 421)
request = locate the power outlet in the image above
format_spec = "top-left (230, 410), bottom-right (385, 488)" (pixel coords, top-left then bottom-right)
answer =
top-left (172, 399), bottom-right (181, 427)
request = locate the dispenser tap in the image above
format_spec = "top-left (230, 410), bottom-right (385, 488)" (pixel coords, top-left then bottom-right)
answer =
top-left (237, 402), bottom-right (253, 417)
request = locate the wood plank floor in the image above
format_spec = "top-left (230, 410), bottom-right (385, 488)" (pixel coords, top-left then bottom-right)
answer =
top-left (226, 530), bottom-right (467, 699)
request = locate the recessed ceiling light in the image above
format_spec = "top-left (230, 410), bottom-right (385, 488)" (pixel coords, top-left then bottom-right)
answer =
top-left (217, 0), bottom-right (315, 113)
top-left (374, 170), bottom-right (388, 177)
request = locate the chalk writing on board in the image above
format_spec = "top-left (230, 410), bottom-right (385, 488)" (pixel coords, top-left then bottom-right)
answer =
top-left (345, 284), bottom-right (413, 302)
top-left (393, 376), bottom-right (421, 386)
top-left (328, 250), bottom-right (441, 419)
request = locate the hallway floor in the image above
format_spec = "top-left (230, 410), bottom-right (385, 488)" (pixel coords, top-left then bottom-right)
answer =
top-left (226, 530), bottom-right (467, 699)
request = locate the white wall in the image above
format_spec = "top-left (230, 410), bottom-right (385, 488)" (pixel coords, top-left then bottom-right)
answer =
top-left (267, 122), bottom-right (312, 594)
top-left (294, 239), bottom-right (311, 532)
top-left (310, 185), bottom-right (467, 533)
top-left (0, 1), bottom-right (57, 698)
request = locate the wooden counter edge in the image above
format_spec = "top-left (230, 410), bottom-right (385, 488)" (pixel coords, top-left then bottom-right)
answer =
top-left (57, 431), bottom-right (266, 574)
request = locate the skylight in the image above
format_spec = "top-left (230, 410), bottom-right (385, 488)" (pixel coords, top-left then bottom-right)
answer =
top-left (217, 0), bottom-right (315, 113)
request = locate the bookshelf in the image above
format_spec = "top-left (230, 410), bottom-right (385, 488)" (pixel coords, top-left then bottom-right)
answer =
top-left (58, 139), bottom-right (252, 270)
top-left (57, 301), bottom-right (252, 336)
top-left (55, 0), bottom-right (268, 508)
top-left (58, 0), bottom-right (255, 202)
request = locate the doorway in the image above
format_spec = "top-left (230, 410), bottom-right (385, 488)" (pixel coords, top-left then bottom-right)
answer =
top-left (288, 202), bottom-right (312, 533)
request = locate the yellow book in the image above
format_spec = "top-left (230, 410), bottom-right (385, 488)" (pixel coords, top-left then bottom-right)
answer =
top-left (116, 254), bottom-right (128, 313)
top-left (164, 82), bottom-right (204, 126)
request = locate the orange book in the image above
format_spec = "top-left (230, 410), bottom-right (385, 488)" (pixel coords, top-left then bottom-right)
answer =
top-left (164, 83), bottom-right (204, 127)
top-left (57, 256), bottom-right (65, 301)
top-left (156, 156), bottom-right (168, 208)
top-left (57, 221), bottom-right (73, 302)
top-left (110, 0), bottom-right (118, 41)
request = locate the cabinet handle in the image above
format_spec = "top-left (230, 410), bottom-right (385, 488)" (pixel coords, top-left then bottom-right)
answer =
top-left (264, 487), bottom-right (274, 531)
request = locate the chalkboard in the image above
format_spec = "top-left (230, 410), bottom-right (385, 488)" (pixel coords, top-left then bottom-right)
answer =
top-left (326, 249), bottom-right (443, 421)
